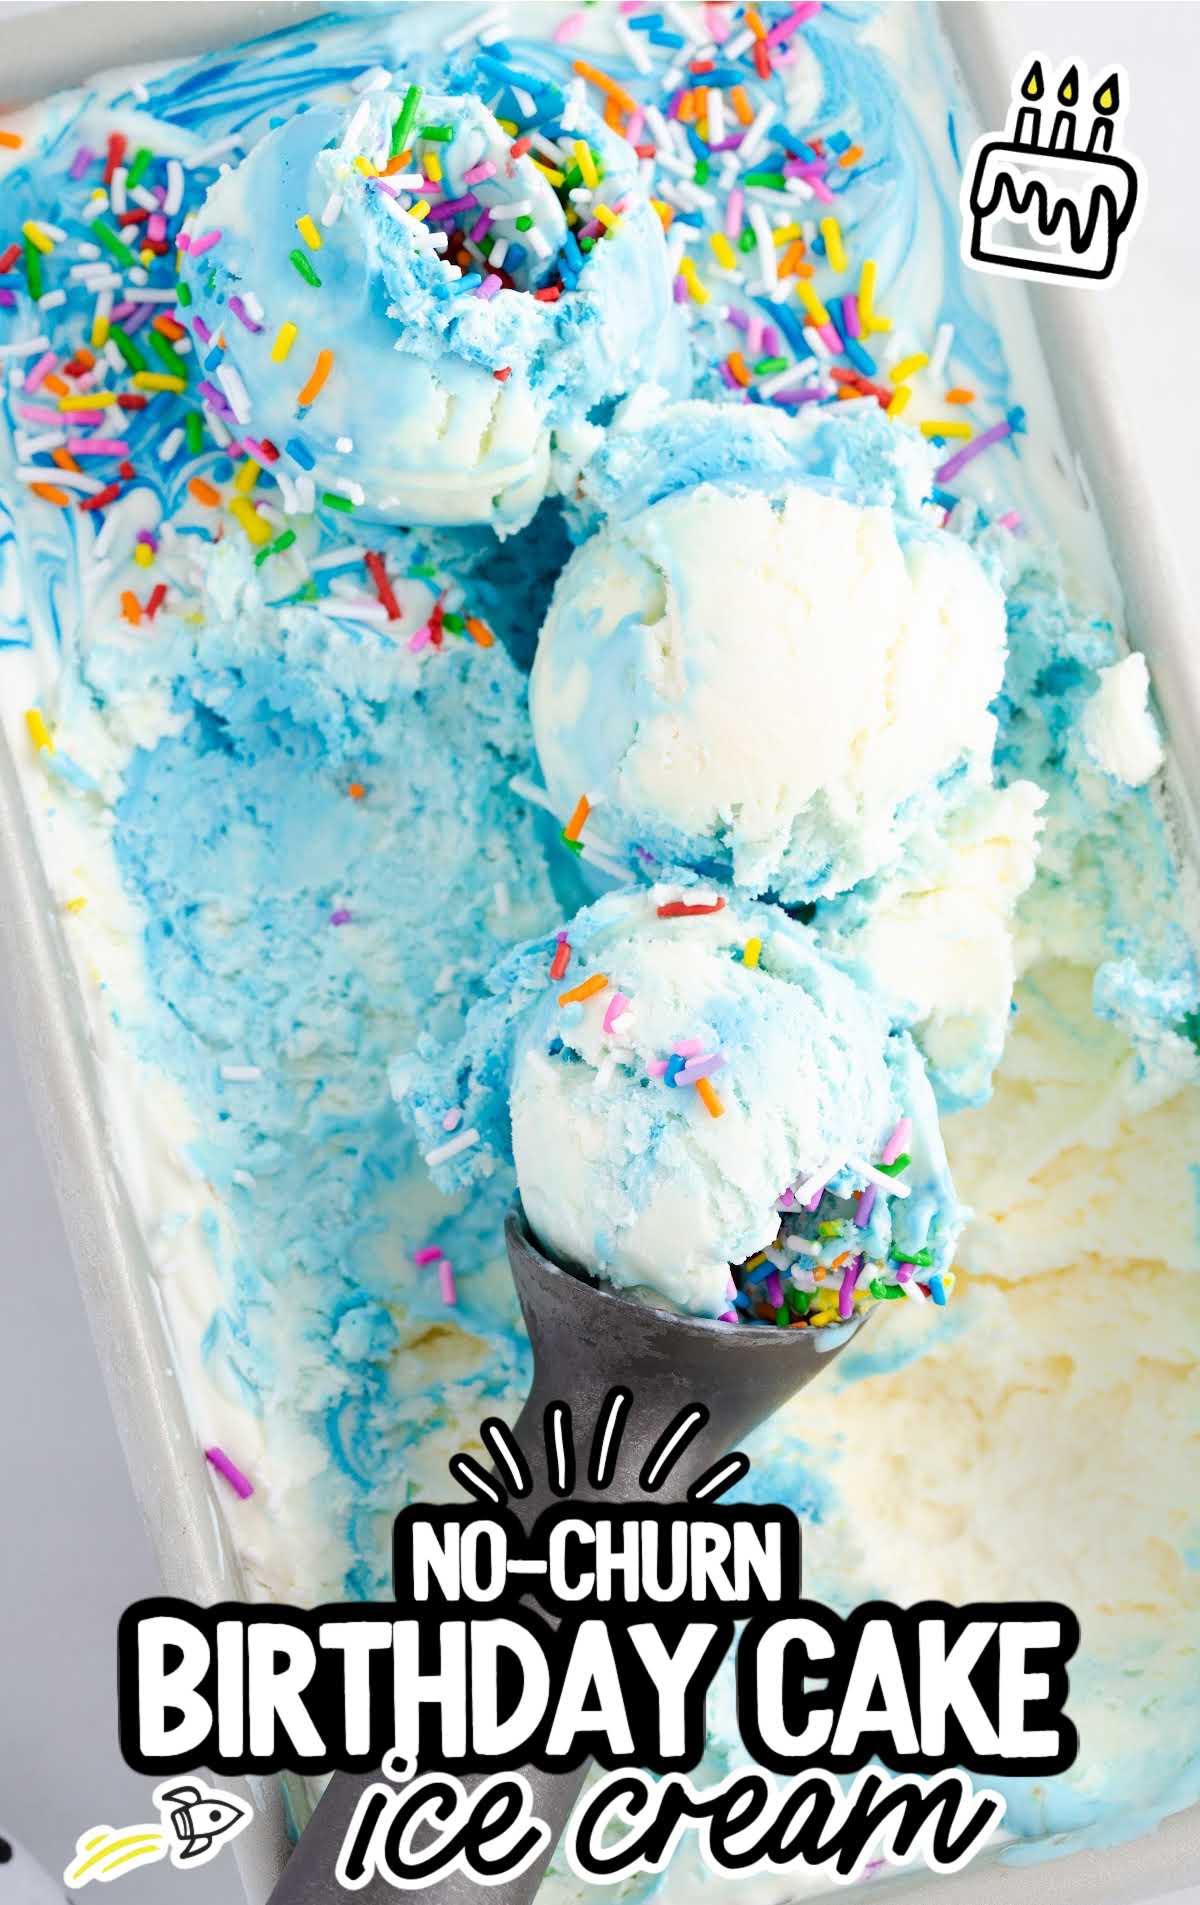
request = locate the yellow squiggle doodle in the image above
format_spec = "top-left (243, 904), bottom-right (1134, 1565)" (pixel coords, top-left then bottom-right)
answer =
top-left (64, 1826), bottom-right (167, 1888)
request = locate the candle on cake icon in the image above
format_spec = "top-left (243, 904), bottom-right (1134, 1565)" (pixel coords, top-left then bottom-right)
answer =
top-left (961, 57), bottom-right (1143, 284)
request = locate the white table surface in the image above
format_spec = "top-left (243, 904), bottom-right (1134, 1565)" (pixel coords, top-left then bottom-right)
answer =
top-left (0, 3), bottom-right (1197, 1902)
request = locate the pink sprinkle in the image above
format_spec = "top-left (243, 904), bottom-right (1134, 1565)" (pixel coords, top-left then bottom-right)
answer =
top-left (69, 145), bottom-right (95, 181)
top-left (23, 350), bottom-right (58, 394)
top-left (148, 213), bottom-right (167, 243)
top-left (705, 1), bottom-right (732, 40)
top-left (778, 1188), bottom-right (797, 1210)
top-left (463, 159), bottom-right (498, 186)
top-left (647, 1058), bottom-right (669, 1077)
top-left (67, 438), bottom-right (129, 456)
top-left (998, 509), bottom-right (1023, 533)
top-left (603, 991), bottom-right (629, 1034)
top-left (330, 908), bottom-right (352, 925)
top-left (412, 1246), bottom-right (442, 1264)
top-left (936, 417), bottom-right (1014, 485)
top-left (372, 179), bottom-right (399, 200)
top-left (18, 403), bottom-right (67, 426)
top-left (725, 187), bottom-right (745, 240)
top-left (725, 1275), bottom-right (737, 1298)
top-left (626, 111), bottom-right (645, 145)
top-left (717, 1308), bottom-right (738, 1324)
top-left (838, 1256), bottom-right (863, 1319)
top-left (552, 9), bottom-right (585, 40)
top-left (818, 320), bottom-right (842, 354)
top-left (766, 1), bottom-right (821, 47)
top-left (242, 436), bottom-right (274, 462)
top-left (842, 294), bottom-right (862, 339)
top-left (745, 313), bottom-right (764, 356)
top-left (188, 227), bottom-right (222, 257)
top-left (881, 1118), bottom-right (911, 1166)
top-left (205, 1446), bottom-right (254, 1499)
top-left (855, 1183), bottom-right (877, 1228)
top-left (896, 1264), bottom-right (913, 1284)
top-left (408, 622), bottom-right (434, 653)
top-left (438, 1259), bottom-right (458, 1306)
top-left (673, 1037), bottom-right (705, 1058)
top-left (766, 1272), bottom-right (784, 1309)
top-left (475, 272), bottom-right (503, 299)
top-left (805, 1180), bottom-right (826, 1214)
top-left (442, 1107), bottom-right (463, 1131)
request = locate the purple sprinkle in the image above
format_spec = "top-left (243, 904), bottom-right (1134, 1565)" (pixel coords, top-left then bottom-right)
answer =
top-left (228, 295), bottom-right (263, 333)
top-left (469, 209), bottom-right (493, 243)
top-left (69, 145), bottom-right (95, 181)
top-left (805, 1180), bottom-right (826, 1214)
top-left (725, 305), bottom-right (750, 332)
top-left (765, 1271), bottom-right (784, 1309)
top-left (838, 1255), bottom-right (863, 1319)
top-left (718, 360), bottom-right (739, 389)
top-left (842, 294), bottom-right (861, 339)
top-left (330, 908), bottom-right (352, 926)
top-left (197, 379), bottom-right (234, 418)
top-left (761, 323), bottom-right (780, 355)
top-left (708, 134), bottom-right (745, 152)
top-left (717, 1308), bottom-right (739, 1325)
top-left (193, 314), bottom-right (213, 345)
top-left (679, 1052), bottom-right (726, 1083)
top-left (896, 1264), bottom-right (913, 1284)
top-left (772, 386), bottom-right (827, 406)
top-left (429, 193), bottom-right (479, 222)
top-left (205, 1446), bottom-right (254, 1499)
top-left (673, 275), bottom-right (689, 304)
top-left (855, 1183), bottom-right (877, 1228)
top-left (0, 290), bottom-right (16, 309)
top-left (935, 418), bottom-right (1014, 485)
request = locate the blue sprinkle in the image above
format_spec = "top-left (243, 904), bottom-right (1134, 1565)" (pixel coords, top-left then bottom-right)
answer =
top-left (843, 336), bottom-right (877, 376)
top-left (930, 1274), bottom-right (947, 1307)
top-left (628, 10), bottom-right (662, 27)
top-left (204, 346), bottom-right (224, 371)
top-left (285, 435), bottom-right (315, 470)
top-left (649, 28), bottom-right (686, 46)
top-left (931, 485), bottom-right (957, 510)
top-left (771, 125), bottom-right (817, 162)
top-left (760, 297), bottom-right (811, 360)
top-left (684, 124), bottom-right (708, 161)
top-left (664, 1054), bottom-right (685, 1087)
top-left (827, 130), bottom-right (852, 154)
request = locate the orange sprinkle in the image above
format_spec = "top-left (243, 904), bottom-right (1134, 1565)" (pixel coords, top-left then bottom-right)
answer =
top-left (603, 95), bottom-right (623, 132)
top-left (779, 239), bottom-right (806, 278)
top-left (50, 446), bottom-right (81, 473)
top-left (43, 373), bottom-right (69, 398)
top-left (726, 350), bottom-right (751, 388)
top-left (676, 90), bottom-right (697, 124)
top-left (830, 1250), bottom-right (853, 1270)
top-left (296, 347), bottom-right (333, 408)
top-left (730, 84), bottom-right (754, 126)
top-left (945, 386), bottom-right (976, 405)
top-left (558, 972), bottom-right (608, 1007)
top-left (120, 590), bottom-right (142, 626)
top-left (188, 476), bottom-right (221, 507)
top-left (572, 59), bottom-right (638, 116)
top-left (152, 312), bottom-right (187, 341)
top-left (465, 615), bottom-right (495, 649)
top-left (695, 1077), bottom-right (725, 1119)
top-left (651, 199), bottom-right (675, 230)
top-left (29, 482), bottom-right (71, 507)
top-left (348, 781), bottom-right (366, 800)
top-left (563, 793), bottom-right (591, 842)
top-left (744, 5), bottom-right (767, 36)
top-left (0, 131), bottom-right (22, 150)
top-left (838, 144), bottom-right (865, 169)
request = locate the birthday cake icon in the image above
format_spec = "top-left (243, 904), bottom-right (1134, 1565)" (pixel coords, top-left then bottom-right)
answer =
top-left (961, 59), bottom-right (1142, 285)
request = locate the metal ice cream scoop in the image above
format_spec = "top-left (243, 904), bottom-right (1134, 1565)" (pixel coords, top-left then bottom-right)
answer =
top-left (267, 1205), bottom-right (868, 1905)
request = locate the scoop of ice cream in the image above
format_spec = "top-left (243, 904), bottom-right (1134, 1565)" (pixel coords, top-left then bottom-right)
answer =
top-left (179, 85), bottom-right (685, 532)
top-left (392, 883), bottom-right (963, 1320)
top-left (532, 401), bottom-right (1008, 901)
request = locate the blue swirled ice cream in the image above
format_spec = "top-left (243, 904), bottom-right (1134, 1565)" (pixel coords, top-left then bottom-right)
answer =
top-left (180, 82), bottom-right (685, 530)
top-left (1, 0), bottom-right (1198, 1883)
top-left (395, 882), bottom-right (961, 1319)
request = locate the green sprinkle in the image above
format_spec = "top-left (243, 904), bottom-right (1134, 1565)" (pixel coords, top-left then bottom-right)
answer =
top-left (876, 1153), bottom-right (911, 1177)
top-left (563, 164), bottom-right (583, 191)
top-left (441, 610), bottom-right (465, 634)
top-left (694, 158), bottom-right (710, 185)
top-left (738, 226), bottom-right (756, 253)
top-left (255, 527), bottom-right (297, 567)
top-left (409, 562), bottom-right (437, 578)
top-left (184, 410), bottom-right (204, 455)
top-left (108, 324), bottom-right (147, 372)
top-left (514, 214), bottom-right (533, 232)
top-left (23, 237), bottom-right (44, 301)
top-left (579, 235), bottom-right (595, 252)
top-left (288, 579), bottom-right (320, 603)
top-left (787, 1288), bottom-right (811, 1316)
top-left (391, 83), bottom-right (422, 157)
top-left (92, 220), bottom-right (138, 268)
top-left (147, 329), bottom-right (189, 381)
top-left (560, 832), bottom-right (583, 854)
top-left (755, 355), bottom-right (789, 375)
top-left (742, 169), bottom-right (786, 189)
top-left (774, 1304), bottom-right (789, 1327)
top-left (869, 1278), bottom-right (888, 1300)
top-left (322, 491), bottom-right (354, 512)
top-left (880, 1283), bottom-right (904, 1300)
top-left (289, 249), bottom-right (322, 288)
top-left (176, 279), bottom-right (193, 307)
top-left (126, 146), bottom-right (154, 190)
top-left (419, 123), bottom-right (453, 142)
top-left (817, 1220), bottom-right (841, 1238)
top-left (892, 1247), bottom-right (933, 1267)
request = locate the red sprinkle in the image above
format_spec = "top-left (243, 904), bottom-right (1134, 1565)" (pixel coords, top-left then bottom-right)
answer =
top-left (258, 437), bottom-right (280, 462)
top-left (510, 136), bottom-right (533, 158)
top-left (116, 393), bottom-right (148, 410)
top-left (493, 366), bottom-right (511, 381)
top-left (365, 549), bottom-right (402, 621)
top-left (753, 38), bottom-right (772, 78)
top-left (0, 242), bottom-right (20, 275)
top-left (657, 897), bottom-right (727, 919)
top-left (549, 937), bottom-right (572, 981)
top-left (532, 285), bottom-right (562, 302)
top-left (117, 460), bottom-right (135, 480)
top-left (77, 483), bottom-right (121, 512)
top-left (104, 132), bottom-right (127, 185)
top-left (146, 583), bottom-right (167, 619)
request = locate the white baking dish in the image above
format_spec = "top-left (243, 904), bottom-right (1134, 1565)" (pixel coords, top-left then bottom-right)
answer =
top-left (0, 5), bottom-right (1197, 1903)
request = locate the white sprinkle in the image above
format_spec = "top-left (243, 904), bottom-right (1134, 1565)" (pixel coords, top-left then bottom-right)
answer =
top-left (73, 241), bottom-right (102, 261)
top-left (164, 159), bottom-right (185, 217)
top-left (0, 334), bottom-right (51, 359)
top-left (758, 361), bottom-right (821, 397)
top-left (512, 86), bottom-right (536, 119)
top-left (352, 64), bottom-right (393, 93)
top-left (158, 425), bottom-right (184, 462)
top-left (664, 0), bottom-right (705, 42)
top-left (444, 4), bottom-right (506, 52)
top-left (68, 262), bottom-right (120, 287)
top-left (130, 186), bottom-right (159, 213)
top-left (424, 1127), bottom-right (480, 1168)
top-left (220, 1064), bottom-right (262, 1082)
top-left (80, 195), bottom-right (107, 224)
top-left (579, 839), bottom-right (629, 881)
top-left (615, 16), bottom-right (652, 74)
top-left (794, 1156), bottom-right (847, 1205)
top-left (593, 1054), bottom-right (617, 1092)
top-left (784, 1236), bottom-right (822, 1258)
top-left (122, 287), bottom-right (177, 303)
top-left (525, 225), bottom-right (551, 261)
top-left (16, 430), bottom-right (67, 456)
top-left (216, 362), bottom-right (252, 424)
top-left (707, 88), bottom-right (726, 147)
top-left (334, 478), bottom-right (366, 506)
top-left (335, 435), bottom-right (354, 454)
top-left (804, 324), bottom-right (833, 359)
top-left (37, 289), bottom-right (66, 312)
top-left (17, 465), bottom-right (103, 494)
top-left (321, 190), bottom-right (344, 227)
top-left (202, 403), bottom-right (233, 448)
top-left (847, 1156), bottom-right (911, 1198)
top-left (232, 1169), bottom-right (257, 1190)
top-left (741, 102), bottom-right (774, 165)
top-left (489, 238), bottom-right (509, 269)
top-left (487, 201), bottom-right (533, 224)
top-left (725, 27), bottom-right (754, 59)
top-left (493, 881), bottom-right (510, 916)
top-left (749, 206), bottom-right (777, 290)
top-left (341, 99), bottom-right (371, 155)
top-left (509, 774), bottom-right (556, 815)
top-left (189, 135), bottom-right (244, 166)
top-left (38, 221), bottom-right (66, 243)
top-left (929, 321), bottom-right (955, 380)
top-left (900, 1277), bottom-right (927, 1303)
top-left (327, 599), bottom-right (392, 628)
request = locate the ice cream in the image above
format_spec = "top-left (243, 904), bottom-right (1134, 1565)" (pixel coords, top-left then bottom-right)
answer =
top-left (180, 80), bottom-right (685, 532)
top-left (394, 881), bottom-right (962, 1318)
top-left (0, 0), bottom-right (1198, 1882)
